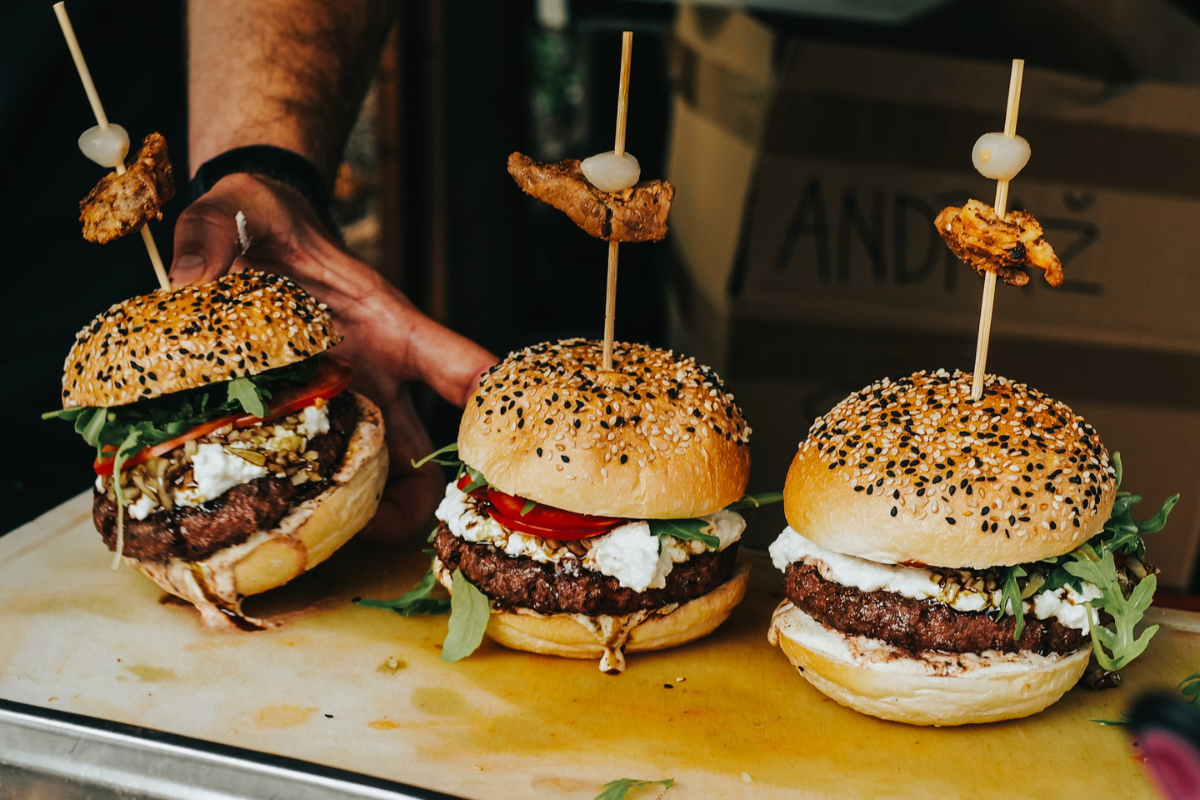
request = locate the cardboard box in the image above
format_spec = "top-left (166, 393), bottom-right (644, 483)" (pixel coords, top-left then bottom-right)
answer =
top-left (665, 4), bottom-right (1200, 588)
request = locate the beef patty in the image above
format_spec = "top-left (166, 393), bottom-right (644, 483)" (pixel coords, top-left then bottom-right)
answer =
top-left (432, 524), bottom-right (739, 617)
top-left (784, 561), bottom-right (1088, 657)
top-left (95, 392), bottom-right (358, 562)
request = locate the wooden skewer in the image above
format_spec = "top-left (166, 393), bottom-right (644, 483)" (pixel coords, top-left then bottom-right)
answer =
top-left (970, 59), bottom-right (1024, 401)
top-left (602, 31), bottom-right (633, 372)
top-left (54, 1), bottom-right (171, 293)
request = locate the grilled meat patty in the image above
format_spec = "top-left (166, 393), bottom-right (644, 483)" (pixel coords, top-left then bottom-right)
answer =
top-left (94, 392), bottom-right (357, 562)
top-left (784, 561), bottom-right (1088, 657)
top-left (433, 525), bottom-right (738, 616)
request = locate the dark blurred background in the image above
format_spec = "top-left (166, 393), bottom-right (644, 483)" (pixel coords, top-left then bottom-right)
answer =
top-left (6, 0), bottom-right (1200, 587)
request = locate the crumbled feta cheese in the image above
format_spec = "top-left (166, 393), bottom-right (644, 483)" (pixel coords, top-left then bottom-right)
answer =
top-left (179, 443), bottom-right (268, 504)
top-left (128, 493), bottom-right (158, 520)
top-left (585, 522), bottom-right (664, 592)
top-left (297, 404), bottom-right (330, 439)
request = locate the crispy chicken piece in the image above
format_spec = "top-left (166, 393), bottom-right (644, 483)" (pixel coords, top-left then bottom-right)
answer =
top-left (80, 132), bottom-right (175, 244)
top-left (507, 152), bottom-right (674, 242)
top-left (935, 200), bottom-right (1063, 287)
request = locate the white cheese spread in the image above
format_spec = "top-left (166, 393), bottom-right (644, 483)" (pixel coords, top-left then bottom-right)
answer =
top-left (769, 526), bottom-right (1100, 632)
top-left (434, 482), bottom-right (746, 592)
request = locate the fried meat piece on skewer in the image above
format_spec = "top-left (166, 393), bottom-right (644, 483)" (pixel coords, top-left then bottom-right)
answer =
top-left (935, 199), bottom-right (1064, 287)
top-left (80, 132), bottom-right (175, 244)
top-left (507, 152), bottom-right (674, 243)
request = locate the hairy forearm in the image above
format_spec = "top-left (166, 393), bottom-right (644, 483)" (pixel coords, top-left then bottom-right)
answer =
top-left (186, 0), bottom-right (394, 181)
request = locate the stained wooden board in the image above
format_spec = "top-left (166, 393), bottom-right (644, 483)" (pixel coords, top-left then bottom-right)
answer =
top-left (0, 492), bottom-right (1195, 799)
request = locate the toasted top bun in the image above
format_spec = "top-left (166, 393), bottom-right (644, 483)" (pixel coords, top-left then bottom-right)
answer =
top-left (784, 370), bottom-right (1115, 568)
top-left (62, 270), bottom-right (341, 409)
top-left (458, 339), bottom-right (751, 519)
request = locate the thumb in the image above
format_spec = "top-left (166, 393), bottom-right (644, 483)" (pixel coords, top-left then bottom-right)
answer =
top-left (170, 193), bottom-right (244, 286)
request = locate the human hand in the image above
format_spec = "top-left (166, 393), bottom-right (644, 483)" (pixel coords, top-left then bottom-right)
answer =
top-left (170, 173), bottom-right (497, 541)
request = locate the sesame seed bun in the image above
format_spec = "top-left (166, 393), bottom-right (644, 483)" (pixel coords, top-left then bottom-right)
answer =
top-left (783, 370), bottom-right (1115, 569)
top-left (62, 270), bottom-right (341, 409)
top-left (435, 557), bottom-right (750, 671)
top-left (768, 601), bottom-right (1091, 726)
top-left (132, 393), bottom-right (387, 630)
top-left (457, 339), bottom-right (751, 520)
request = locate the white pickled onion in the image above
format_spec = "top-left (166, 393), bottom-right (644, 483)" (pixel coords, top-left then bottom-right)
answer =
top-left (972, 132), bottom-right (1030, 181)
top-left (78, 124), bottom-right (129, 168)
top-left (580, 151), bottom-right (640, 192)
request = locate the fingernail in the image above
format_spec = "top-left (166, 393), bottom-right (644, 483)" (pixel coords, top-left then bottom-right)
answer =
top-left (170, 254), bottom-right (205, 284)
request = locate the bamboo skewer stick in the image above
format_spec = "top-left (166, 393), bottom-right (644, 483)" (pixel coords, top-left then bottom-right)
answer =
top-left (54, 1), bottom-right (171, 292)
top-left (601, 31), bottom-right (633, 372)
top-left (970, 59), bottom-right (1024, 401)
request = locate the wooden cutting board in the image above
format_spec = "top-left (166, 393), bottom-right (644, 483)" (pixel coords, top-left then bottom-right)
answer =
top-left (1, 492), bottom-right (1194, 799)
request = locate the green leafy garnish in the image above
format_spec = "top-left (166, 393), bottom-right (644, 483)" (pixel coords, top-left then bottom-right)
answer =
top-left (995, 565), bottom-right (1028, 639)
top-left (1181, 673), bottom-right (1200, 708)
top-left (520, 499), bottom-right (537, 516)
top-left (647, 519), bottom-right (719, 550)
top-left (355, 557), bottom-right (450, 617)
top-left (43, 356), bottom-right (323, 462)
top-left (725, 492), bottom-right (784, 511)
top-left (1090, 712), bottom-right (1131, 726)
top-left (647, 492), bottom-right (783, 552)
top-left (226, 376), bottom-right (269, 418)
top-left (1064, 548), bottom-right (1159, 672)
top-left (595, 778), bottom-right (674, 800)
top-left (460, 465), bottom-right (489, 494)
top-left (441, 569), bottom-right (491, 662)
top-left (411, 442), bottom-right (461, 469)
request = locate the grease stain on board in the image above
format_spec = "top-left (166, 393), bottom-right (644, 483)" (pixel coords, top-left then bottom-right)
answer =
top-left (411, 686), bottom-right (468, 716)
top-left (123, 664), bottom-right (177, 682)
top-left (254, 705), bottom-right (317, 729)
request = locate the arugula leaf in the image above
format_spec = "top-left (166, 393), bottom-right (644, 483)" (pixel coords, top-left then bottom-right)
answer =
top-left (1090, 713), bottom-right (1131, 726)
top-left (595, 778), bottom-right (674, 800)
top-left (1180, 673), bottom-right (1200, 708)
top-left (995, 565), bottom-right (1028, 639)
top-left (520, 499), bottom-right (537, 516)
top-left (355, 560), bottom-right (450, 617)
top-left (411, 442), bottom-right (461, 469)
top-left (44, 356), bottom-right (324, 462)
top-left (725, 492), bottom-right (783, 511)
top-left (1064, 549), bottom-right (1159, 671)
top-left (441, 569), bottom-right (490, 662)
top-left (647, 519), bottom-right (719, 550)
top-left (461, 465), bottom-right (489, 494)
top-left (427, 526), bottom-right (440, 543)
top-left (226, 376), bottom-right (268, 418)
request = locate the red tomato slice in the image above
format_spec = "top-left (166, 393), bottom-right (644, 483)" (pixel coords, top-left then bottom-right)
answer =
top-left (94, 356), bottom-right (353, 476)
top-left (453, 473), bottom-right (622, 540)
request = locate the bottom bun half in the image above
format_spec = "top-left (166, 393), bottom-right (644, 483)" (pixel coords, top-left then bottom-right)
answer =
top-left (133, 392), bottom-right (388, 629)
top-left (768, 602), bottom-right (1090, 726)
top-left (434, 557), bottom-right (750, 673)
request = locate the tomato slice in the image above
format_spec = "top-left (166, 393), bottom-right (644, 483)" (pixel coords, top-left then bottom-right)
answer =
top-left (94, 356), bottom-right (353, 476)
top-left (454, 473), bottom-right (622, 540)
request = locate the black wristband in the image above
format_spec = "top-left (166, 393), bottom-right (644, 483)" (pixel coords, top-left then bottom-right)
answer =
top-left (188, 145), bottom-right (337, 234)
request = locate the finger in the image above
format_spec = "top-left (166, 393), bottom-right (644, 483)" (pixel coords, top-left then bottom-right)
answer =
top-left (170, 197), bottom-right (243, 285)
top-left (402, 311), bottom-right (498, 407)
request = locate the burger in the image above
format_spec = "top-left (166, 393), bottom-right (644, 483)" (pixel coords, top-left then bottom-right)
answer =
top-left (416, 339), bottom-right (765, 674)
top-left (767, 369), bottom-right (1175, 725)
top-left (45, 270), bottom-right (388, 629)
